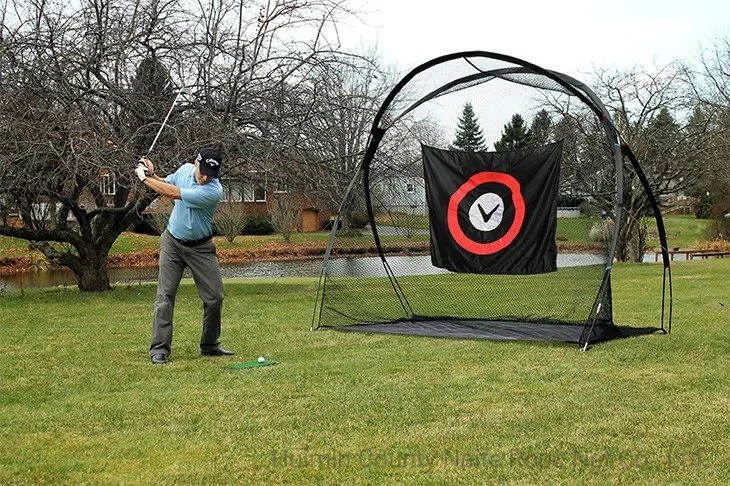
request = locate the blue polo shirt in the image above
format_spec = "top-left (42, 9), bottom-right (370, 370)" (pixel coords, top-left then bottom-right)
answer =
top-left (164, 163), bottom-right (223, 241)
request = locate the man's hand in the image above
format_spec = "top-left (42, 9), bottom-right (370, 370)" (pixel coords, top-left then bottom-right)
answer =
top-left (134, 160), bottom-right (181, 199)
top-left (135, 163), bottom-right (148, 182)
top-left (139, 156), bottom-right (155, 176)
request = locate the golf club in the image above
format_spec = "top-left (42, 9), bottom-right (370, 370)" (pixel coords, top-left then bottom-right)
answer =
top-left (146, 87), bottom-right (190, 155)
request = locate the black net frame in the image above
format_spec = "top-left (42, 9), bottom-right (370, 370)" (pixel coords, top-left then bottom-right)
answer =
top-left (311, 51), bottom-right (672, 349)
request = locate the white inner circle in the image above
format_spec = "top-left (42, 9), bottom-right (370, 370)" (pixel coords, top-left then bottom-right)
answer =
top-left (468, 193), bottom-right (504, 232)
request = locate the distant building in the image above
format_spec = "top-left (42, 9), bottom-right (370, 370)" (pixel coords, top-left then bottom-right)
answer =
top-left (374, 175), bottom-right (427, 216)
top-left (220, 175), bottom-right (330, 232)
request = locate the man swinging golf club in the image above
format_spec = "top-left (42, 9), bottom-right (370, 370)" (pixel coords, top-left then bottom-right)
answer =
top-left (136, 148), bottom-right (234, 364)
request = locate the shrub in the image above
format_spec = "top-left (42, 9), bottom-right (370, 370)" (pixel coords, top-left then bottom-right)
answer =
top-left (214, 203), bottom-right (248, 243)
top-left (147, 198), bottom-right (173, 235)
top-left (704, 216), bottom-right (730, 242)
top-left (350, 211), bottom-right (369, 229)
top-left (269, 194), bottom-right (299, 242)
top-left (243, 215), bottom-right (274, 235)
top-left (589, 218), bottom-right (614, 242)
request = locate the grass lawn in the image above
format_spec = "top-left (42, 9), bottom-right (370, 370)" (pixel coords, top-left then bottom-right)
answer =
top-left (0, 214), bottom-right (716, 261)
top-left (646, 214), bottom-right (711, 249)
top-left (0, 232), bottom-right (334, 257)
top-left (375, 213), bottom-right (604, 245)
top-left (1, 259), bottom-right (728, 484)
top-left (109, 231), bottom-right (332, 254)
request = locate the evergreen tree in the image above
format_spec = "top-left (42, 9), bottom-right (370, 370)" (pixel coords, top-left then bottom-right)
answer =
top-left (494, 114), bottom-right (531, 151)
top-left (684, 105), bottom-right (719, 218)
top-left (129, 57), bottom-right (176, 154)
top-left (529, 109), bottom-right (552, 146)
top-left (452, 102), bottom-right (486, 151)
top-left (644, 106), bottom-right (681, 180)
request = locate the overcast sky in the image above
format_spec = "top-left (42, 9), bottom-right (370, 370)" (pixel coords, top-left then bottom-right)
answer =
top-left (333, 0), bottom-right (730, 144)
top-left (344, 0), bottom-right (729, 77)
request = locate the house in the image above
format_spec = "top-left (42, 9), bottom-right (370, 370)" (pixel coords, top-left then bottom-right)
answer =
top-left (217, 174), bottom-right (331, 232)
top-left (5, 164), bottom-right (332, 234)
top-left (374, 175), bottom-right (427, 216)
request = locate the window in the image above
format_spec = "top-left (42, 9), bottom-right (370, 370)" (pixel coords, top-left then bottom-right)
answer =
top-left (274, 182), bottom-right (290, 194)
top-left (100, 173), bottom-right (116, 196)
top-left (222, 180), bottom-right (243, 202)
top-left (243, 183), bottom-right (266, 202)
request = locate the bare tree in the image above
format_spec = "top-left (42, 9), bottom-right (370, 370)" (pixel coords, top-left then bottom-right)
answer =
top-left (544, 63), bottom-right (714, 260)
top-left (682, 37), bottom-right (730, 239)
top-left (0, 0), bottom-right (360, 290)
top-left (0, 0), bottom-right (186, 291)
top-left (269, 191), bottom-right (300, 242)
top-left (213, 203), bottom-right (248, 243)
top-left (244, 49), bottom-right (400, 232)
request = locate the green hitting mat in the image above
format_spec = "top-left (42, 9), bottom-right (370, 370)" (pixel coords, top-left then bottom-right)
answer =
top-left (227, 359), bottom-right (277, 370)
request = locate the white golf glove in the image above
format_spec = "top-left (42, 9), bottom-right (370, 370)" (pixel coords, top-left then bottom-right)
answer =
top-left (135, 162), bottom-right (148, 182)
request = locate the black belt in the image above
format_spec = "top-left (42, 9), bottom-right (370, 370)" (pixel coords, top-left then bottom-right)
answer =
top-left (170, 233), bottom-right (212, 247)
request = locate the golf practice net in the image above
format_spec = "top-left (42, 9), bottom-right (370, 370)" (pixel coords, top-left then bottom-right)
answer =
top-left (311, 52), bottom-right (672, 349)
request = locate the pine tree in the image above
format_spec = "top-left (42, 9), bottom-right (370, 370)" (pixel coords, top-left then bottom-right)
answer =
top-left (529, 109), bottom-right (552, 146)
top-left (494, 113), bottom-right (531, 151)
top-left (452, 102), bottom-right (486, 151)
top-left (129, 56), bottom-right (175, 154)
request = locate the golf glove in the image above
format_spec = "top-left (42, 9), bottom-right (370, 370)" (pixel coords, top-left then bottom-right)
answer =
top-left (135, 163), bottom-right (148, 182)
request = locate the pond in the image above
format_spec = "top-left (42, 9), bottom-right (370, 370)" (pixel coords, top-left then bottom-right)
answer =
top-left (0, 259), bottom-right (324, 291)
top-left (0, 252), bottom-right (656, 291)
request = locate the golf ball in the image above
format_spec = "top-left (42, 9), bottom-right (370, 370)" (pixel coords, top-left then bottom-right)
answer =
top-left (258, 356), bottom-right (265, 363)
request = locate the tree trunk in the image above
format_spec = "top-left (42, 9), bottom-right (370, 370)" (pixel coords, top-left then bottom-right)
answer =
top-left (74, 256), bottom-right (111, 292)
top-left (30, 229), bottom-right (117, 292)
top-left (615, 221), bottom-right (632, 262)
top-left (615, 213), bottom-right (649, 263)
top-left (631, 222), bottom-right (648, 263)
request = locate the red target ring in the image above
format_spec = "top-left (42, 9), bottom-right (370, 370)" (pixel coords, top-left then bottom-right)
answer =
top-left (447, 171), bottom-right (525, 255)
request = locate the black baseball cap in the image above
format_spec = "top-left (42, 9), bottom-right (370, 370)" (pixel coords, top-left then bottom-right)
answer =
top-left (196, 148), bottom-right (222, 178)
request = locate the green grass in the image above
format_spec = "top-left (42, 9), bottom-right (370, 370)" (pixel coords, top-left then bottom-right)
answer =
top-left (556, 216), bottom-right (601, 245)
top-left (375, 213), bottom-right (602, 246)
top-left (0, 214), bottom-right (716, 259)
top-left (321, 266), bottom-right (619, 328)
top-left (646, 214), bottom-right (712, 249)
top-left (0, 234), bottom-right (30, 257)
top-left (108, 231), bottom-right (332, 254)
top-left (0, 232), bottom-right (333, 257)
top-left (1, 260), bottom-right (729, 484)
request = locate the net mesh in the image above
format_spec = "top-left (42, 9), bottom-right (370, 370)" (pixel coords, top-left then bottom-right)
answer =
top-left (314, 53), bottom-right (666, 345)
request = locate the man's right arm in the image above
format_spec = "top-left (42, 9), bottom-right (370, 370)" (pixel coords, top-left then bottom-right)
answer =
top-left (143, 177), bottom-right (181, 199)
top-left (146, 172), bottom-right (166, 183)
top-left (137, 157), bottom-right (181, 199)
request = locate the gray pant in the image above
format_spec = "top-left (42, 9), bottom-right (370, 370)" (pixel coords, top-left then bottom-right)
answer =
top-left (149, 229), bottom-right (224, 357)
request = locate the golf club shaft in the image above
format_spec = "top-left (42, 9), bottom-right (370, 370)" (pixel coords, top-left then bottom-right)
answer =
top-left (147, 89), bottom-right (186, 155)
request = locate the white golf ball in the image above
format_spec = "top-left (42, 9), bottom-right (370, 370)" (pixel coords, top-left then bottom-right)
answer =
top-left (258, 356), bottom-right (265, 363)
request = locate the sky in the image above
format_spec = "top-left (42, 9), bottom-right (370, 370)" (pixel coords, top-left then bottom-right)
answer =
top-left (336, 0), bottom-right (730, 144)
top-left (344, 0), bottom-right (730, 78)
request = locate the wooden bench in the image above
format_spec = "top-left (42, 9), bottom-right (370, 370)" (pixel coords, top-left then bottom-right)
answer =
top-left (654, 248), bottom-right (702, 262)
top-left (690, 251), bottom-right (730, 260)
top-left (654, 249), bottom-right (729, 261)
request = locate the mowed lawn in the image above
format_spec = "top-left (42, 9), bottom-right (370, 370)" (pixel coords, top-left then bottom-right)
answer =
top-left (0, 260), bottom-right (728, 484)
top-left (0, 214), bottom-right (717, 259)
